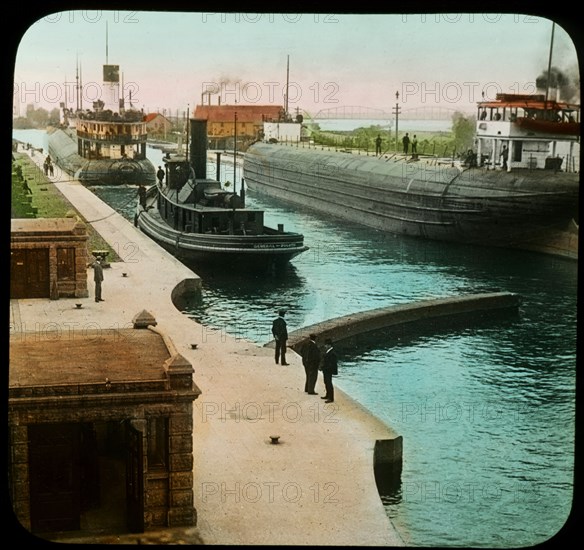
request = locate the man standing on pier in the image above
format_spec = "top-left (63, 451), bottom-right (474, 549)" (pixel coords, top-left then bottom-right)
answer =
top-left (301, 333), bottom-right (320, 394)
top-left (88, 256), bottom-right (105, 303)
top-left (272, 309), bottom-right (289, 365)
top-left (320, 338), bottom-right (338, 403)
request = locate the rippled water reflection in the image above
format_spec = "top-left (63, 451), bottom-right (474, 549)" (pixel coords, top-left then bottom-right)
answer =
top-left (182, 188), bottom-right (576, 548)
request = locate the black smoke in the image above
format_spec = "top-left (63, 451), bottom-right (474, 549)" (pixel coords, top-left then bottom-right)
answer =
top-left (535, 66), bottom-right (580, 103)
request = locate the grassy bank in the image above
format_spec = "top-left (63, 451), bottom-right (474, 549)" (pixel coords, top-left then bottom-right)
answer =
top-left (307, 113), bottom-right (476, 157)
top-left (311, 128), bottom-right (457, 157)
top-left (11, 152), bottom-right (121, 261)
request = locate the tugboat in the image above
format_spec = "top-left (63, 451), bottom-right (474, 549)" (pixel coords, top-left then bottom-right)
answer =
top-left (135, 118), bottom-right (308, 271)
top-left (48, 60), bottom-right (156, 186)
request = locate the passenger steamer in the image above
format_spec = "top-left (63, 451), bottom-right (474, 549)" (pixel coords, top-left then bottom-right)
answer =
top-left (135, 119), bottom-right (308, 270)
top-left (48, 61), bottom-right (156, 186)
top-left (243, 93), bottom-right (579, 260)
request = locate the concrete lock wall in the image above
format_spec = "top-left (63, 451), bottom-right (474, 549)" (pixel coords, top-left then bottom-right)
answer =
top-left (280, 292), bottom-right (520, 351)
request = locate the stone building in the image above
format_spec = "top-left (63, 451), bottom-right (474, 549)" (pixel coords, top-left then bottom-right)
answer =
top-left (10, 217), bottom-right (89, 300)
top-left (8, 311), bottom-right (201, 538)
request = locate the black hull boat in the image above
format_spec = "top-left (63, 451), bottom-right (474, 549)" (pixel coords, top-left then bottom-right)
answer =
top-left (136, 119), bottom-right (308, 271)
top-left (243, 93), bottom-right (579, 260)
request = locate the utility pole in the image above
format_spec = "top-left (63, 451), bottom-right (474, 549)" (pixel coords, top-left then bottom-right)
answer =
top-left (392, 91), bottom-right (401, 153)
top-left (285, 55), bottom-right (290, 119)
top-left (234, 111), bottom-right (238, 189)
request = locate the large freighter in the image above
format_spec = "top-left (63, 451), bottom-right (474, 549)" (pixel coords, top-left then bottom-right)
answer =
top-left (48, 60), bottom-right (156, 186)
top-left (243, 93), bottom-right (579, 260)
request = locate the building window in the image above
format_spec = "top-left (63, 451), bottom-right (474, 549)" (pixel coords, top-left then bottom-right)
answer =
top-left (57, 248), bottom-right (76, 280)
top-left (147, 417), bottom-right (168, 469)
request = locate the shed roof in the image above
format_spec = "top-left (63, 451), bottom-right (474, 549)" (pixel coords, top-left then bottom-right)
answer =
top-left (11, 217), bottom-right (86, 236)
top-left (9, 328), bottom-right (171, 388)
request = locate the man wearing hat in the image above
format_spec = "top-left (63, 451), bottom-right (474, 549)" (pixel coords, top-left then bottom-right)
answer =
top-left (301, 333), bottom-right (320, 394)
top-left (320, 338), bottom-right (338, 403)
top-left (88, 255), bottom-right (105, 303)
top-left (271, 309), bottom-right (289, 365)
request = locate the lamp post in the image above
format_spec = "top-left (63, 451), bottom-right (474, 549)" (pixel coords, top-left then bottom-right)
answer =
top-left (392, 91), bottom-right (401, 153)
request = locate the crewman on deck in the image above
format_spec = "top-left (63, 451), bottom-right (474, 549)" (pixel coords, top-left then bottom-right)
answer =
top-left (138, 184), bottom-right (147, 208)
top-left (157, 166), bottom-right (165, 185)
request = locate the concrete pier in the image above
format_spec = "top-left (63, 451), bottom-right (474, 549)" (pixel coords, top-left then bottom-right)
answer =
top-left (10, 152), bottom-right (405, 546)
top-left (273, 292), bottom-right (521, 352)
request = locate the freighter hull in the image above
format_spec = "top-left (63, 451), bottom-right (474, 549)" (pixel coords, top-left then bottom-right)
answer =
top-left (243, 143), bottom-right (579, 259)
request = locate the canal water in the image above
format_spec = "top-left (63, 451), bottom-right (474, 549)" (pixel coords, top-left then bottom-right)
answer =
top-left (13, 129), bottom-right (577, 547)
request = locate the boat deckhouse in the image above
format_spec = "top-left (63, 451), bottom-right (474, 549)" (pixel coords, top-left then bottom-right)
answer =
top-left (476, 93), bottom-right (580, 173)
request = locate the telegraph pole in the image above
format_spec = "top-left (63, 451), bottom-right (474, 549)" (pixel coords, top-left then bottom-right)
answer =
top-left (234, 111), bottom-right (238, 189)
top-left (285, 55), bottom-right (290, 119)
top-left (392, 91), bottom-right (401, 153)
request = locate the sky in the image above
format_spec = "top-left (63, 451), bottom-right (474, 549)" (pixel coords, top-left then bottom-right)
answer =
top-left (12, 10), bottom-right (581, 119)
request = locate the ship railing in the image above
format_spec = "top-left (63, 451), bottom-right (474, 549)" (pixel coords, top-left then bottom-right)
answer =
top-left (76, 131), bottom-right (147, 143)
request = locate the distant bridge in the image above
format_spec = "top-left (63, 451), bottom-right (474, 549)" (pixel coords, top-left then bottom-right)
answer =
top-left (302, 105), bottom-right (469, 122)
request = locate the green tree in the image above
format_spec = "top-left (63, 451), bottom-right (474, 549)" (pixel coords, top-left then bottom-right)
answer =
top-left (451, 111), bottom-right (476, 153)
top-left (48, 108), bottom-right (61, 126)
top-left (27, 106), bottom-right (50, 128)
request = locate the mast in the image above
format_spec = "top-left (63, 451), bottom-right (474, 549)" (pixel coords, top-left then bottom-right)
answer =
top-left (185, 105), bottom-right (189, 161)
top-left (79, 61), bottom-right (83, 111)
top-left (544, 21), bottom-right (555, 110)
top-left (75, 57), bottom-right (80, 111)
top-left (106, 20), bottom-right (109, 65)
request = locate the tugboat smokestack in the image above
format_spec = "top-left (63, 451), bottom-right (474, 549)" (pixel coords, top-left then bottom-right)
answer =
top-left (190, 118), bottom-right (207, 179)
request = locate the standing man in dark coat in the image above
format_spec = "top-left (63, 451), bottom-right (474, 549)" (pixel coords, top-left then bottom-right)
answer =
top-left (375, 134), bottom-right (382, 156)
top-left (138, 184), bottom-right (147, 208)
top-left (402, 133), bottom-right (410, 154)
top-left (320, 338), bottom-right (338, 403)
top-left (301, 333), bottom-right (320, 394)
top-left (157, 166), bottom-right (165, 185)
top-left (500, 145), bottom-right (509, 170)
top-left (272, 310), bottom-right (289, 365)
top-left (88, 256), bottom-right (105, 302)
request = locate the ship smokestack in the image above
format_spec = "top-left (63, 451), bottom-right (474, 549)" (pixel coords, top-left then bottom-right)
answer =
top-left (190, 118), bottom-right (207, 180)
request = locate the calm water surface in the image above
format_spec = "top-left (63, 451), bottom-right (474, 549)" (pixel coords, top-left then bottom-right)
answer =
top-left (14, 129), bottom-right (577, 547)
top-left (178, 182), bottom-right (576, 549)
